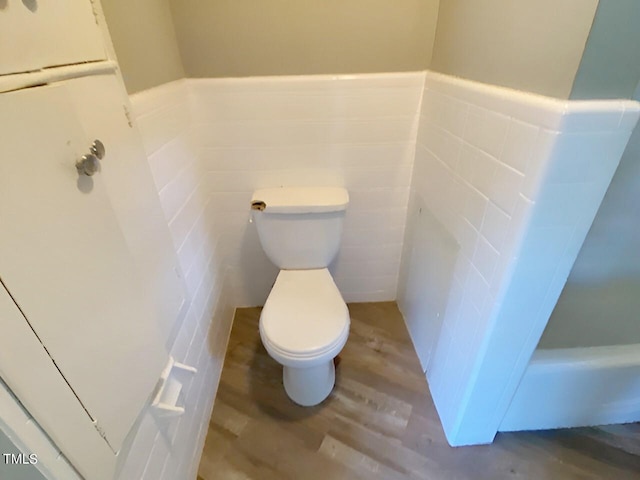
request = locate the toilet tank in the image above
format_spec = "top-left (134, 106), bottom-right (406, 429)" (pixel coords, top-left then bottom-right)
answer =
top-left (251, 187), bottom-right (349, 269)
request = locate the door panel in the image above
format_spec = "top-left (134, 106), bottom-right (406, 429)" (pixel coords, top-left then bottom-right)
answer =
top-left (0, 0), bottom-right (106, 75)
top-left (0, 79), bottom-right (166, 452)
top-left (66, 74), bottom-right (188, 350)
top-left (0, 283), bottom-right (115, 480)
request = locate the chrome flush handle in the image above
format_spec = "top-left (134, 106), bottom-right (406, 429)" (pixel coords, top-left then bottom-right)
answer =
top-left (76, 140), bottom-right (106, 176)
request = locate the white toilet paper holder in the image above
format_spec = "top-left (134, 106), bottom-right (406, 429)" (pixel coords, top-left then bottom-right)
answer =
top-left (151, 356), bottom-right (197, 417)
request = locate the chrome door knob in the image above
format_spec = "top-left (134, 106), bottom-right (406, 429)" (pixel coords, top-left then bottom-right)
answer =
top-left (90, 139), bottom-right (106, 159)
top-left (76, 154), bottom-right (100, 176)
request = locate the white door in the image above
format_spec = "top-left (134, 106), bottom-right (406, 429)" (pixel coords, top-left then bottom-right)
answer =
top-left (0, 76), bottom-right (166, 453)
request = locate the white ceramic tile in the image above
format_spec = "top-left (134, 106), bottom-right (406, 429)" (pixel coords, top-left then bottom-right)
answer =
top-left (497, 195), bottom-right (534, 267)
top-left (421, 89), bottom-right (469, 137)
top-left (343, 165), bottom-right (414, 189)
top-left (192, 89), bottom-right (423, 123)
top-left (457, 144), bottom-right (476, 183)
top-left (116, 412), bottom-right (160, 480)
top-left (184, 256), bottom-right (207, 298)
top-left (585, 132), bottom-right (634, 183)
top-left (462, 186), bottom-right (488, 231)
top-left (170, 318), bottom-right (195, 363)
top-left (488, 163), bottom-right (523, 215)
top-left (463, 106), bottom-right (509, 158)
top-left (519, 225), bottom-right (574, 271)
top-left (130, 80), bottom-right (189, 118)
top-left (141, 433), bottom-right (169, 480)
top-left (446, 178), bottom-right (467, 221)
top-left (136, 102), bottom-right (191, 156)
top-left (331, 258), bottom-right (401, 279)
top-left (176, 213), bottom-right (209, 274)
top-left (206, 191), bottom-right (253, 214)
top-left (542, 133), bottom-right (594, 185)
top-left (147, 134), bottom-right (196, 192)
top-left (338, 244), bottom-right (402, 265)
top-left (501, 119), bottom-right (539, 174)
top-left (522, 129), bottom-right (560, 201)
top-left (429, 320), bottom-right (456, 401)
top-left (558, 104), bottom-right (623, 132)
top-left (159, 160), bottom-right (200, 222)
top-left (449, 297), bottom-right (482, 375)
top-left (168, 187), bottom-right (208, 250)
top-left (455, 217), bottom-right (479, 261)
top-left (465, 265), bottom-right (491, 313)
top-left (424, 71), bottom-right (566, 130)
top-left (553, 131), bottom-right (632, 185)
top-left (452, 255), bottom-right (472, 287)
top-left (421, 122), bottom-right (463, 171)
top-left (470, 148), bottom-right (498, 198)
top-left (532, 182), bottom-right (592, 228)
top-left (480, 202), bottom-right (511, 252)
top-left (424, 159), bottom-right (456, 212)
top-left (202, 143), bottom-right (416, 171)
top-left (198, 116), bottom-right (418, 148)
top-left (344, 207), bottom-right (408, 230)
top-left (342, 225), bottom-right (406, 247)
top-left (334, 274), bottom-right (398, 294)
top-left (187, 72), bottom-right (426, 97)
top-left (346, 188), bottom-right (410, 211)
top-left (472, 236), bottom-right (500, 284)
top-left (442, 278), bottom-right (465, 328)
top-left (416, 153), bottom-right (445, 200)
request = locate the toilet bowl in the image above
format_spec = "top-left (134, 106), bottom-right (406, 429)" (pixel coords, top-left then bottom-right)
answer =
top-left (259, 269), bottom-right (349, 406)
top-left (251, 187), bottom-right (350, 406)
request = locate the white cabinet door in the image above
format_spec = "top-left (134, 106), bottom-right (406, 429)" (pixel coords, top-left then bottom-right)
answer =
top-left (66, 74), bottom-right (188, 348)
top-left (0, 0), bottom-right (105, 75)
top-left (0, 76), bottom-right (166, 453)
top-left (0, 282), bottom-right (116, 480)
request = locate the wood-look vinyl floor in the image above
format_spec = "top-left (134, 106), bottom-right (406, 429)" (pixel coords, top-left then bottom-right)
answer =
top-left (198, 302), bottom-right (640, 480)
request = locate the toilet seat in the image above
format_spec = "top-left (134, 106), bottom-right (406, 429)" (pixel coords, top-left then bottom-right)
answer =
top-left (260, 268), bottom-right (350, 367)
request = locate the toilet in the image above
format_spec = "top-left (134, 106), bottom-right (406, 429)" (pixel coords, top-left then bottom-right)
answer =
top-left (251, 187), bottom-right (350, 406)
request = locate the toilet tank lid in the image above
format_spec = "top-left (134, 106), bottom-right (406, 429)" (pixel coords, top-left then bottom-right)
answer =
top-left (251, 187), bottom-right (349, 214)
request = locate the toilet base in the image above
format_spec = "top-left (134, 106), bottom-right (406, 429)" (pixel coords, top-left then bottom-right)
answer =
top-left (283, 360), bottom-right (335, 406)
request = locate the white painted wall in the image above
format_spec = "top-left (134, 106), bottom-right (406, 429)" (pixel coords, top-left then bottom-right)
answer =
top-left (189, 73), bottom-right (425, 305)
top-left (398, 71), bottom-right (639, 445)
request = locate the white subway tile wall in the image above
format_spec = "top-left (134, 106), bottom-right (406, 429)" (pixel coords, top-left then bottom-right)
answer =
top-left (398, 71), bottom-right (639, 445)
top-left (189, 73), bottom-right (426, 305)
top-left (116, 81), bottom-right (236, 480)
top-left (116, 73), bottom-right (425, 479)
